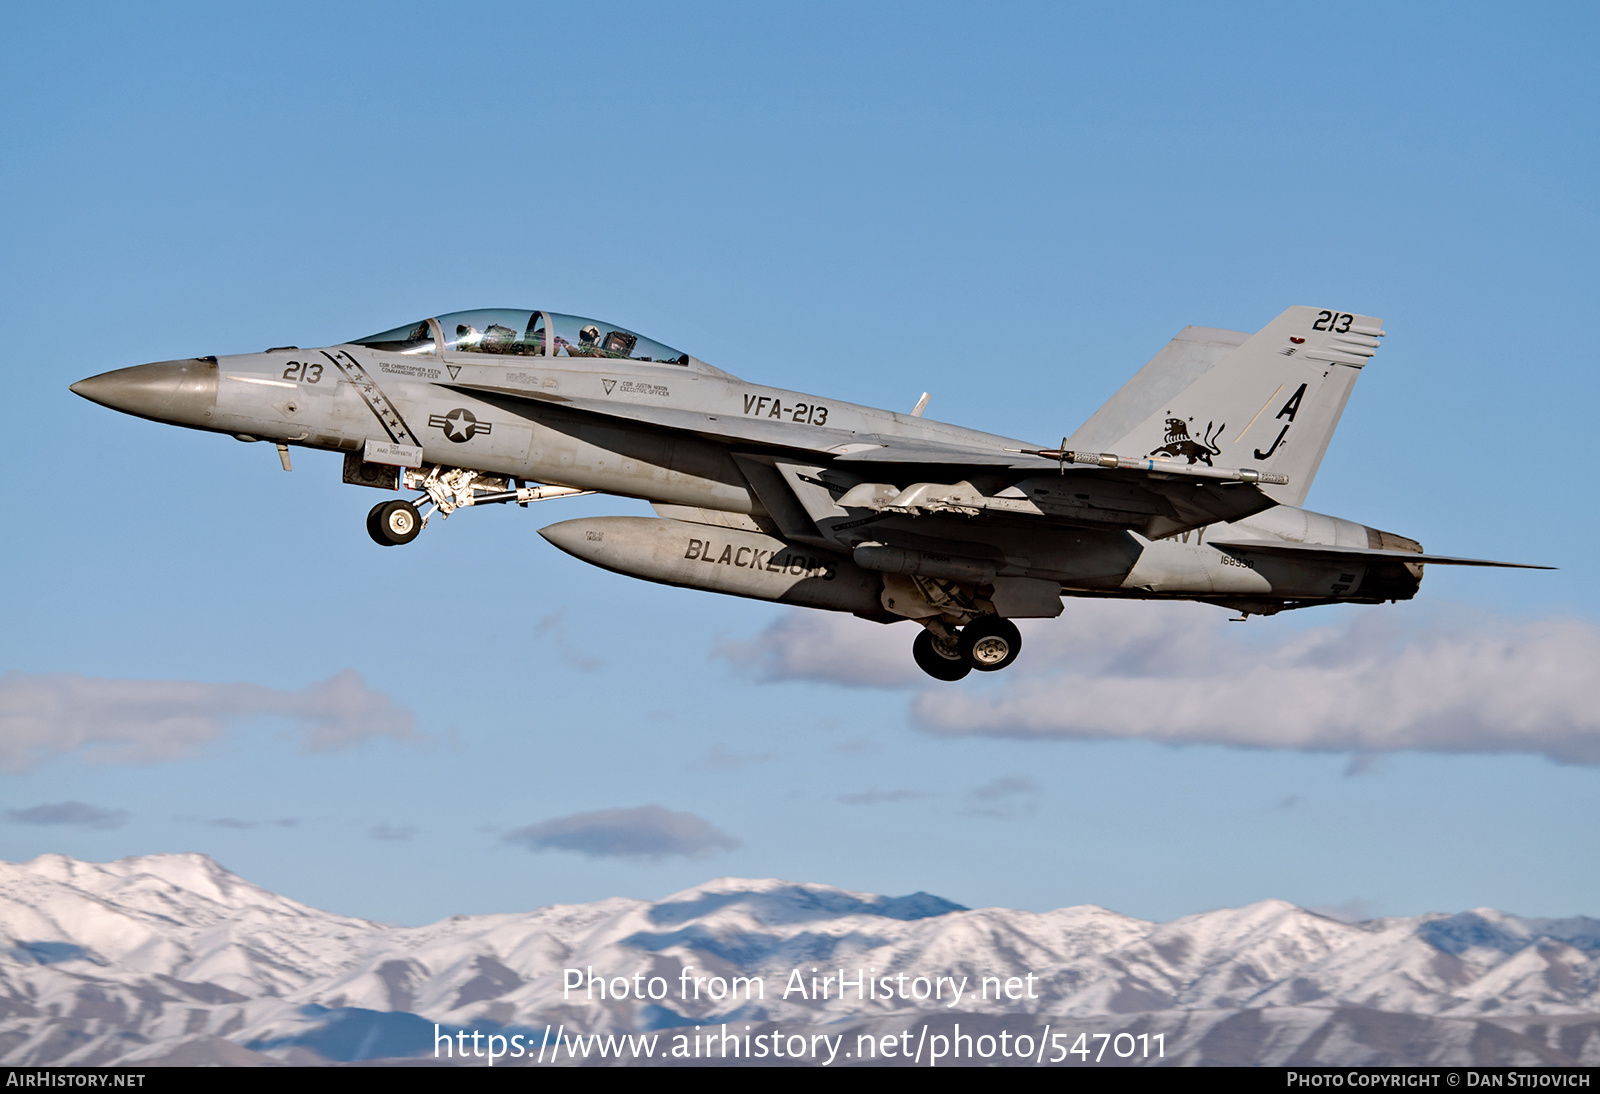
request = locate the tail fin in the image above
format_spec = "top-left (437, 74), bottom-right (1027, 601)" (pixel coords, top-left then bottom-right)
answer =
top-left (1064, 307), bottom-right (1383, 507)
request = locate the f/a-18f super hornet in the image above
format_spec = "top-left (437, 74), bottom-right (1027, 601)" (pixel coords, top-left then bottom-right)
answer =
top-left (71, 306), bottom-right (1547, 680)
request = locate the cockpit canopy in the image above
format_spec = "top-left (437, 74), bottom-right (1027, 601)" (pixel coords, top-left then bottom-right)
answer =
top-left (351, 309), bottom-right (692, 365)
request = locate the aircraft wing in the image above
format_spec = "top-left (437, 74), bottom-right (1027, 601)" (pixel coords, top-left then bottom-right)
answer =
top-left (447, 382), bottom-right (859, 454)
top-left (1206, 539), bottom-right (1555, 569)
top-left (452, 379), bottom-right (1279, 477)
top-left (452, 381), bottom-right (1075, 466)
top-left (450, 380), bottom-right (1283, 540)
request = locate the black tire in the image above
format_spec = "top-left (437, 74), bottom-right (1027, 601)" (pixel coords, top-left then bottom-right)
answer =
top-left (369, 500), bottom-right (422, 546)
top-left (959, 616), bottom-right (1022, 672)
top-left (913, 628), bottom-right (971, 681)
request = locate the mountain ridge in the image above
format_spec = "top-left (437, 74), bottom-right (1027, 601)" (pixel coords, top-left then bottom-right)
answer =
top-left (2, 853), bottom-right (1597, 1066)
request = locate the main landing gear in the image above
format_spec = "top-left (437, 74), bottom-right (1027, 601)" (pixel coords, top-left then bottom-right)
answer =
top-left (363, 465), bottom-right (593, 547)
top-left (912, 616), bottom-right (1023, 680)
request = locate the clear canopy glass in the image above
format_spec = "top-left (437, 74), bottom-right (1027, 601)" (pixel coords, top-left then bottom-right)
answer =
top-left (351, 319), bottom-right (436, 355)
top-left (438, 309), bottom-right (545, 355)
top-left (351, 310), bottom-right (691, 365)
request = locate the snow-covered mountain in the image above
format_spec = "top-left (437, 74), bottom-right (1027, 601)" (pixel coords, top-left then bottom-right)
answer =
top-left (2, 854), bottom-right (1597, 1066)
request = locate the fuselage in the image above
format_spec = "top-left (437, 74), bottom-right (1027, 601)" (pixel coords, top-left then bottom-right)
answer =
top-left (71, 336), bottom-right (1422, 617)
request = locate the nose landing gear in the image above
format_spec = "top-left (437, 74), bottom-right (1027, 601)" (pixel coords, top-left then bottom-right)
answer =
top-left (912, 616), bottom-right (1023, 680)
top-left (361, 464), bottom-right (594, 547)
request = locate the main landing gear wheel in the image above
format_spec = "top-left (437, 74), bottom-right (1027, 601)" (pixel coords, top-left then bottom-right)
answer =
top-left (913, 629), bottom-right (971, 681)
top-left (960, 616), bottom-right (1022, 672)
top-left (368, 500), bottom-right (422, 546)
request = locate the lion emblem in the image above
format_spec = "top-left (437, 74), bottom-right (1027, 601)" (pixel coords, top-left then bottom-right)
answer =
top-left (1149, 417), bottom-right (1225, 466)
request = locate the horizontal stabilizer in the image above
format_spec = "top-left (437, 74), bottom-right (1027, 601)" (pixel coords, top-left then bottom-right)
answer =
top-left (1208, 539), bottom-right (1554, 569)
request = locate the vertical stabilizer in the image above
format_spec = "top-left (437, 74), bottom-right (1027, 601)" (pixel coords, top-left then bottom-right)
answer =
top-left (1066, 307), bottom-right (1383, 507)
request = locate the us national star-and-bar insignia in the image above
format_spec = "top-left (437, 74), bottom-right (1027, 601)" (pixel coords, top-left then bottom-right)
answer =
top-left (428, 407), bottom-right (492, 443)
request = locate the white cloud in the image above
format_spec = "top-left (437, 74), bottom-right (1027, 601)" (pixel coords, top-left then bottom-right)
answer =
top-left (970, 775), bottom-right (1045, 801)
top-left (369, 822), bottom-right (417, 842)
top-left (503, 806), bottom-right (739, 860)
top-left (1310, 898), bottom-right (1380, 923)
top-left (688, 744), bottom-right (775, 772)
top-left (725, 602), bottom-right (1600, 764)
top-left (4, 801), bottom-right (128, 829)
top-left (534, 609), bottom-right (603, 672)
top-left (837, 788), bottom-right (931, 806)
top-left (715, 612), bottom-right (919, 686)
top-left (963, 775), bottom-right (1045, 818)
top-left (0, 669), bottom-right (417, 773)
top-left (198, 817), bottom-right (298, 830)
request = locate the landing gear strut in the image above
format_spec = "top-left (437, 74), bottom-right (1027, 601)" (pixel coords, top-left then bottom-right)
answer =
top-left (912, 616), bottom-right (1024, 680)
top-left (361, 463), bottom-right (593, 547)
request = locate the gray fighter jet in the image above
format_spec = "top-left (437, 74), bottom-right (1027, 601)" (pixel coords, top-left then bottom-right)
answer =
top-left (71, 305), bottom-right (1547, 680)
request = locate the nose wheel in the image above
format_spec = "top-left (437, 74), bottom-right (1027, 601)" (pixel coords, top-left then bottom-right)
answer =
top-left (360, 466), bottom-right (596, 547)
top-left (367, 500), bottom-right (422, 546)
top-left (912, 617), bottom-right (1023, 680)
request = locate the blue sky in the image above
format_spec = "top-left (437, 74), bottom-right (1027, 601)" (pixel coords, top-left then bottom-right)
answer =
top-left (2, 2), bottom-right (1597, 927)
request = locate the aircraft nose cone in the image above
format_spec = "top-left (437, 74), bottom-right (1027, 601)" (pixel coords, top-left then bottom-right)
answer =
top-left (71, 359), bottom-right (219, 426)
